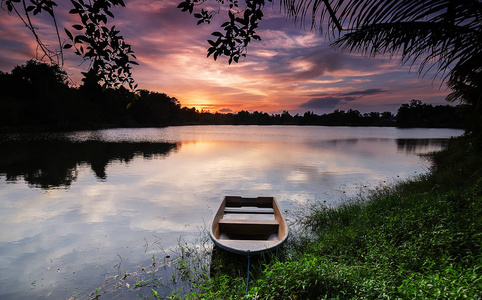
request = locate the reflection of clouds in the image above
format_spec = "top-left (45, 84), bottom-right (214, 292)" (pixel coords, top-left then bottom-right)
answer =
top-left (134, 138), bottom-right (407, 207)
top-left (287, 170), bottom-right (309, 182)
top-left (79, 185), bottom-right (123, 223)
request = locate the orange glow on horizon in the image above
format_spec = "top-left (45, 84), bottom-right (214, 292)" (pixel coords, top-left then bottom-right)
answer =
top-left (183, 104), bottom-right (237, 114)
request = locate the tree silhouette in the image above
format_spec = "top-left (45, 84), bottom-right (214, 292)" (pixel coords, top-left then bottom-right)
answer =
top-left (11, 60), bottom-right (68, 100)
top-left (396, 99), bottom-right (464, 128)
top-left (2, 0), bottom-right (137, 89)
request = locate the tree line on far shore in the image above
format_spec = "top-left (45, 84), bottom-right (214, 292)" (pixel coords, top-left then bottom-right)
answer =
top-left (0, 60), bottom-right (465, 132)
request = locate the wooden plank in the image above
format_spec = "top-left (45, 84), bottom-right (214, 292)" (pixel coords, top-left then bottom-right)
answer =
top-left (224, 196), bottom-right (274, 208)
top-left (219, 219), bottom-right (279, 235)
top-left (223, 207), bottom-right (274, 214)
top-left (218, 219), bottom-right (278, 225)
top-left (218, 240), bottom-right (279, 252)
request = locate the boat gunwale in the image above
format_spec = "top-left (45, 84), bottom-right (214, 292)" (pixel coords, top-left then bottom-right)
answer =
top-left (209, 196), bottom-right (288, 255)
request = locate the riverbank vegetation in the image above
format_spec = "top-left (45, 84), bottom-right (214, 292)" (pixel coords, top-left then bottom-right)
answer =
top-left (0, 61), bottom-right (464, 133)
top-left (159, 133), bottom-right (480, 299)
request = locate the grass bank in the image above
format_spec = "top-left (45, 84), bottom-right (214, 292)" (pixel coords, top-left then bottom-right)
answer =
top-left (176, 134), bottom-right (481, 299)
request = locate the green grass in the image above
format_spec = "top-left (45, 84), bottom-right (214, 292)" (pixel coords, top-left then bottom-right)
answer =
top-left (175, 134), bottom-right (482, 299)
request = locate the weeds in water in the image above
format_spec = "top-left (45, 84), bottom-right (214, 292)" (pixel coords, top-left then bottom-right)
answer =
top-left (70, 227), bottom-right (213, 299)
top-left (134, 230), bottom-right (214, 299)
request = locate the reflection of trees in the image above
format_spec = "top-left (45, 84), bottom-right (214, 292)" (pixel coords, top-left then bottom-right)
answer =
top-left (396, 139), bottom-right (448, 154)
top-left (0, 139), bottom-right (178, 189)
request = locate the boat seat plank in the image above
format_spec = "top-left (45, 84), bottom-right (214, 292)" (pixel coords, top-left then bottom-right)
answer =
top-left (218, 219), bottom-right (278, 225)
top-left (218, 219), bottom-right (279, 235)
top-left (218, 240), bottom-right (279, 252)
top-left (224, 196), bottom-right (274, 207)
top-left (223, 207), bottom-right (274, 214)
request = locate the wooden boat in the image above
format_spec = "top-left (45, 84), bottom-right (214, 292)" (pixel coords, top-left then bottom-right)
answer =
top-left (209, 196), bottom-right (288, 255)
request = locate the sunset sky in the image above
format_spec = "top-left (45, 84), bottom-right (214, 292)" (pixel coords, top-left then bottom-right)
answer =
top-left (0, 0), bottom-right (451, 114)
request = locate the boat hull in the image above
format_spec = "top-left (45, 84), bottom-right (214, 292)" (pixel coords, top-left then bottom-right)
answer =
top-left (209, 196), bottom-right (288, 255)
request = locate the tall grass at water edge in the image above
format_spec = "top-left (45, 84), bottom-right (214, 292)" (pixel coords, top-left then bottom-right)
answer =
top-left (174, 134), bottom-right (482, 299)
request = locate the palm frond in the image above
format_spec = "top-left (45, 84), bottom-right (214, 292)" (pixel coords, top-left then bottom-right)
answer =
top-left (279, 0), bottom-right (482, 84)
top-left (333, 20), bottom-right (481, 80)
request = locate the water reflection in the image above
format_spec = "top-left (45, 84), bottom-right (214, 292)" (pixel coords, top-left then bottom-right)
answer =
top-left (396, 138), bottom-right (449, 153)
top-left (0, 139), bottom-right (179, 189)
top-left (0, 136), bottom-right (453, 190)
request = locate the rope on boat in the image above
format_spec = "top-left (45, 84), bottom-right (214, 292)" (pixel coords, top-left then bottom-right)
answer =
top-left (245, 250), bottom-right (251, 295)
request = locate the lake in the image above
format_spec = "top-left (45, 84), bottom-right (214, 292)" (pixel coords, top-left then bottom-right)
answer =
top-left (0, 126), bottom-right (463, 299)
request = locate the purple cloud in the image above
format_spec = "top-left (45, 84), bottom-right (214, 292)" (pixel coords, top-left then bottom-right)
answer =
top-left (300, 97), bottom-right (348, 110)
top-left (341, 89), bottom-right (387, 97)
top-left (300, 89), bottom-right (389, 113)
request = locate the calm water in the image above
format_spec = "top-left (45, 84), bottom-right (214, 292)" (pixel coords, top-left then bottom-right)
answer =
top-left (0, 126), bottom-right (463, 299)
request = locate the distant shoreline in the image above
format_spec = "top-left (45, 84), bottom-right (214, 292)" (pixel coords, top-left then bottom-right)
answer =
top-left (0, 122), bottom-right (466, 135)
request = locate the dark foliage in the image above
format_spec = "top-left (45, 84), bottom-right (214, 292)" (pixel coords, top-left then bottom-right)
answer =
top-left (396, 99), bottom-right (465, 128)
top-left (2, 0), bottom-right (137, 89)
